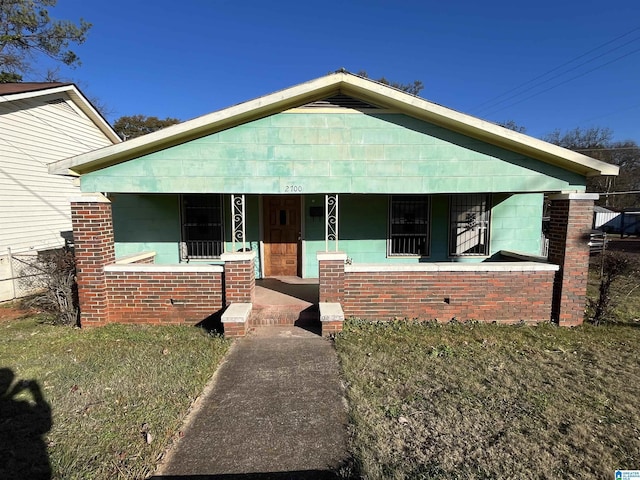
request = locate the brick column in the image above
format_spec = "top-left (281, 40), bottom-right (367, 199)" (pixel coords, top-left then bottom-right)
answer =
top-left (71, 194), bottom-right (115, 327)
top-left (317, 252), bottom-right (346, 303)
top-left (547, 193), bottom-right (597, 326)
top-left (221, 251), bottom-right (256, 305)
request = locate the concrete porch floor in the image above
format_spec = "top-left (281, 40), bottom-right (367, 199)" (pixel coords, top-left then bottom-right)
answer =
top-left (252, 277), bottom-right (320, 330)
top-left (255, 276), bottom-right (319, 306)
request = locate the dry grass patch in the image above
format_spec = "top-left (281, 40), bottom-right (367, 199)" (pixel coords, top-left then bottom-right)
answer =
top-left (587, 252), bottom-right (640, 324)
top-left (0, 316), bottom-right (230, 479)
top-left (336, 320), bottom-right (640, 479)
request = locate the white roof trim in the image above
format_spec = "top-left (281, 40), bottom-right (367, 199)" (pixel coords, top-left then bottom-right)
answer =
top-left (48, 72), bottom-right (618, 177)
top-left (1, 84), bottom-right (121, 145)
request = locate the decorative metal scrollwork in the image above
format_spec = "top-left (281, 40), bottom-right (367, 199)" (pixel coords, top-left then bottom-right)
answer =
top-left (325, 194), bottom-right (338, 251)
top-left (232, 194), bottom-right (246, 251)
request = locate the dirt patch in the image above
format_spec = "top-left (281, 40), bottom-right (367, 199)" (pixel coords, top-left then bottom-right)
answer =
top-left (0, 302), bottom-right (37, 322)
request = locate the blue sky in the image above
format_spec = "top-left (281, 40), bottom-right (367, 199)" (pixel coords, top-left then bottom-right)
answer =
top-left (47, 0), bottom-right (640, 143)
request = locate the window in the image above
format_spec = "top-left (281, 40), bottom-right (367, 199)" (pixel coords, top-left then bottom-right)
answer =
top-left (181, 194), bottom-right (224, 259)
top-left (388, 195), bottom-right (430, 256)
top-left (449, 194), bottom-right (491, 256)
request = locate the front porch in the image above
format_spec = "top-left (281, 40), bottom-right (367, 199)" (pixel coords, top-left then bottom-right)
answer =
top-left (70, 191), bottom-right (596, 336)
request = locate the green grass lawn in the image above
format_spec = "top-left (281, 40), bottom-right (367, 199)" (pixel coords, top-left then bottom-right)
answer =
top-left (0, 316), bottom-right (230, 480)
top-left (336, 320), bottom-right (640, 479)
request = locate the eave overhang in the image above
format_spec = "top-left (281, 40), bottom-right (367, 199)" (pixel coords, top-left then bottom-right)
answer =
top-left (48, 72), bottom-right (619, 178)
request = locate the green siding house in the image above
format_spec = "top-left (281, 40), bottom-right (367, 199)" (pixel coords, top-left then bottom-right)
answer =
top-left (50, 72), bottom-right (617, 335)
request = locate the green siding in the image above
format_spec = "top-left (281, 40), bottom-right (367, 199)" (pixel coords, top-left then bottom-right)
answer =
top-left (111, 194), bottom-right (181, 264)
top-left (302, 193), bottom-right (543, 277)
top-left (82, 112), bottom-right (586, 194)
top-left (489, 193), bottom-right (543, 255)
top-left (111, 193), bottom-right (543, 274)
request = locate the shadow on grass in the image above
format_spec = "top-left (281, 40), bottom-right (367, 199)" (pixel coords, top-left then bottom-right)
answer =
top-left (0, 368), bottom-right (52, 480)
top-left (196, 310), bottom-right (224, 335)
top-left (150, 471), bottom-right (341, 479)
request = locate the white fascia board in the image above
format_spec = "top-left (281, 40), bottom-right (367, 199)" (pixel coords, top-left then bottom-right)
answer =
top-left (64, 86), bottom-right (122, 144)
top-left (48, 72), bottom-right (619, 178)
top-left (1, 84), bottom-right (122, 145)
top-left (0, 84), bottom-right (74, 102)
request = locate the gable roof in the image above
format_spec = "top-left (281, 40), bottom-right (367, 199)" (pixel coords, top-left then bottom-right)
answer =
top-left (1, 82), bottom-right (121, 144)
top-left (48, 71), bottom-right (618, 177)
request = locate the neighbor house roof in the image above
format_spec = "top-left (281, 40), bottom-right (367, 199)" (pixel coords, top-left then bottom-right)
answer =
top-left (0, 82), bottom-right (70, 95)
top-left (48, 71), bottom-right (619, 178)
top-left (1, 82), bottom-right (121, 144)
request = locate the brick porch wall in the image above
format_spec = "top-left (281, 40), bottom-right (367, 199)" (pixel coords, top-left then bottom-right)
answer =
top-left (104, 267), bottom-right (223, 325)
top-left (548, 194), bottom-right (597, 326)
top-left (343, 269), bottom-right (556, 323)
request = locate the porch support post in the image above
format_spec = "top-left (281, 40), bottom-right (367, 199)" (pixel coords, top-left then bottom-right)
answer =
top-left (71, 193), bottom-right (115, 327)
top-left (317, 251), bottom-right (346, 336)
top-left (221, 251), bottom-right (256, 305)
top-left (221, 250), bottom-right (256, 337)
top-left (325, 194), bottom-right (338, 252)
top-left (317, 251), bottom-right (346, 303)
top-left (231, 194), bottom-right (246, 252)
top-left (548, 193), bottom-right (597, 326)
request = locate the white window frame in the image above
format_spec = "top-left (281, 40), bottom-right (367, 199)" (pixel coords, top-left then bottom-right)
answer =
top-left (449, 194), bottom-right (491, 257)
top-left (180, 194), bottom-right (225, 260)
top-left (387, 195), bottom-right (431, 257)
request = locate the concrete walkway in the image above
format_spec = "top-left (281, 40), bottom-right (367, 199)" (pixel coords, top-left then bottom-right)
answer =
top-left (152, 326), bottom-right (348, 479)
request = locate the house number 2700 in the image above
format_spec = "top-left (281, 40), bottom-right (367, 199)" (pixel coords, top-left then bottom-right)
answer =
top-left (284, 185), bottom-right (303, 193)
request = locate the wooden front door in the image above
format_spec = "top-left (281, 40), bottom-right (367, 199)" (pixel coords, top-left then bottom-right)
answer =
top-left (263, 195), bottom-right (301, 277)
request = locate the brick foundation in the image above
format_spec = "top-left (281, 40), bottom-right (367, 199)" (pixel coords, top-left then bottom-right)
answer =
top-left (223, 322), bottom-right (248, 337)
top-left (548, 194), bottom-right (596, 326)
top-left (321, 321), bottom-right (344, 335)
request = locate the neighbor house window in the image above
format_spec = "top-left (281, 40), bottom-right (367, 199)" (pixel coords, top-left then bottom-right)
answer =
top-left (388, 195), bottom-right (430, 256)
top-left (449, 194), bottom-right (491, 256)
top-left (181, 194), bottom-right (224, 259)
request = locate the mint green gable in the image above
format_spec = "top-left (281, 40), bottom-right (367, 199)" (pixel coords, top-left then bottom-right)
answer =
top-left (81, 112), bottom-right (586, 194)
top-left (302, 193), bottom-right (543, 277)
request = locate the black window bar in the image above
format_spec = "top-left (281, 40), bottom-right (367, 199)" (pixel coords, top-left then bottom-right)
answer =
top-left (449, 194), bottom-right (491, 256)
top-left (389, 195), bottom-right (430, 256)
top-left (181, 194), bottom-right (224, 259)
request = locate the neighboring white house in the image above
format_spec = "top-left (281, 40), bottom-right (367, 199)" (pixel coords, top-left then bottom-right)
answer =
top-left (0, 82), bottom-right (121, 301)
top-left (593, 206), bottom-right (621, 231)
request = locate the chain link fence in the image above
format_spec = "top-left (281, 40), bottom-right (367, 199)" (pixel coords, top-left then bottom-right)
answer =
top-left (1, 250), bottom-right (51, 302)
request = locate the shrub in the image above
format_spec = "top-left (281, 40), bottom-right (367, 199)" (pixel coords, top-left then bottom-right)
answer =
top-left (589, 251), bottom-right (638, 325)
top-left (21, 248), bottom-right (78, 325)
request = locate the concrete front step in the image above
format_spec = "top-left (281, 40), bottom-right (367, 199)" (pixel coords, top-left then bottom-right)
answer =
top-left (250, 305), bottom-right (319, 327)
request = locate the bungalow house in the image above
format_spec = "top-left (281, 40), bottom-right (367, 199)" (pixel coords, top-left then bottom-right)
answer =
top-left (0, 83), bottom-right (121, 301)
top-left (49, 72), bottom-right (618, 335)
